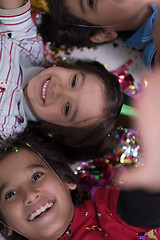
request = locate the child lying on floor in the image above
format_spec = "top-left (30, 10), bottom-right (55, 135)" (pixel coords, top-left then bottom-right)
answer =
top-left (41, 0), bottom-right (160, 71)
top-left (0, 126), bottom-right (160, 240)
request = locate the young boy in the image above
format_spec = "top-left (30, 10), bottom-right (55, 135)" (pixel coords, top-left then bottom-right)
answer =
top-left (43, 0), bottom-right (160, 71)
top-left (0, 0), bottom-right (123, 159)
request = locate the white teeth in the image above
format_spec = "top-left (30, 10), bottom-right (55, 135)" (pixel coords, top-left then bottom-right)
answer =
top-left (29, 202), bottom-right (53, 221)
top-left (42, 79), bottom-right (50, 102)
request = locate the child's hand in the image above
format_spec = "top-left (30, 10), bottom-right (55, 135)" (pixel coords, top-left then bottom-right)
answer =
top-left (0, 0), bottom-right (26, 9)
top-left (118, 69), bottom-right (160, 192)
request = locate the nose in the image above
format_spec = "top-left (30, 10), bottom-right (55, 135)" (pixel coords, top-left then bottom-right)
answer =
top-left (52, 81), bottom-right (73, 100)
top-left (23, 187), bottom-right (40, 205)
top-left (53, 82), bottom-right (66, 99)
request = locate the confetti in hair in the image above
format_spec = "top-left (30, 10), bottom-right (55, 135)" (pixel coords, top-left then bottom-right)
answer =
top-left (26, 142), bottom-right (31, 148)
top-left (12, 146), bottom-right (18, 152)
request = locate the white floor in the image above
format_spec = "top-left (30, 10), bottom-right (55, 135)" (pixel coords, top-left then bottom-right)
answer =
top-left (0, 234), bottom-right (5, 240)
top-left (59, 37), bottom-right (146, 91)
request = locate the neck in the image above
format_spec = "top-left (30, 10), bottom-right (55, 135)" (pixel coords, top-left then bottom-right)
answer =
top-left (107, 5), bottom-right (153, 32)
top-left (57, 220), bottom-right (73, 240)
top-left (125, 5), bottom-right (153, 31)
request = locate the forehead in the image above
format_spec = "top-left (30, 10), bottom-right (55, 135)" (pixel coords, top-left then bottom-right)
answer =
top-left (0, 149), bottom-right (44, 173)
top-left (0, 150), bottom-right (43, 194)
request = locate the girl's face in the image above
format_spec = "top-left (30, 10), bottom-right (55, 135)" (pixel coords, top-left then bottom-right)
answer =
top-left (64, 0), bottom-right (151, 27)
top-left (24, 66), bottom-right (105, 127)
top-left (0, 149), bottom-right (76, 240)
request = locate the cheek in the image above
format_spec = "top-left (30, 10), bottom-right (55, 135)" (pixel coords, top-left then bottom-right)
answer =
top-left (41, 176), bottom-right (61, 191)
top-left (44, 177), bottom-right (69, 199)
top-left (35, 108), bottom-right (51, 122)
top-left (1, 204), bottom-right (21, 227)
top-left (39, 106), bottom-right (61, 123)
top-left (33, 105), bottom-right (54, 121)
top-left (27, 76), bottom-right (37, 91)
top-left (0, 208), bottom-right (7, 224)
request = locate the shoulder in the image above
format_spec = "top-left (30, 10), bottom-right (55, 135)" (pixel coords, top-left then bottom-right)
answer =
top-left (94, 187), bottom-right (120, 206)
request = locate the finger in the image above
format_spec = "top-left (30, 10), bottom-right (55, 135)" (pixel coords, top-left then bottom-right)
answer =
top-left (118, 167), bottom-right (149, 190)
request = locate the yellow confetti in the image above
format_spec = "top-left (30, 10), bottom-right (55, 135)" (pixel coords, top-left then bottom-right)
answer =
top-left (86, 224), bottom-right (98, 231)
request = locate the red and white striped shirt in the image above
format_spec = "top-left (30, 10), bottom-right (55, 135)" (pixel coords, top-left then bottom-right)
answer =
top-left (0, 0), bottom-right (44, 143)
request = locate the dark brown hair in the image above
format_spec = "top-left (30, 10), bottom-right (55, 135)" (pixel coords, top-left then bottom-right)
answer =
top-left (39, 0), bottom-right (96, 47)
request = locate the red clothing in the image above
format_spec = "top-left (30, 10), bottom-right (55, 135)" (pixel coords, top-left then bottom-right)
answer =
top-left (61, 187), bottom-right (160, 239)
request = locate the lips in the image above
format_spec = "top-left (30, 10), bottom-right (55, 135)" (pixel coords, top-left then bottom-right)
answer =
top-left (41, 77), bottom-right (51, 103)
top-left (27, 201), bottom-right (55, 221)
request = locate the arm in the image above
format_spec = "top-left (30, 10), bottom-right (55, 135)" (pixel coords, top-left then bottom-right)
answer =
top-left (0, 0), bottom-right (26, 9)
top-left (0, 0), bottom-right (43, 65)
top-left (0, 0), bottom-right (43, 141)
top-left (117, 69), bottom-right (160, 192)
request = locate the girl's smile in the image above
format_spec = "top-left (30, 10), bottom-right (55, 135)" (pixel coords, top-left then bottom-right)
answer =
top-left (41, 77), bottom-right (51, 103)
top-left (27, 200), bottom-right (55, 222)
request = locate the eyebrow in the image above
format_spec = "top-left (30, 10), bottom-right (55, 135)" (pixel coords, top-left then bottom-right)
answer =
top-left (26, 163), bottom-right (45, 171)
top-left (69, 72), bottom-right (85, 123)
top-left (0, 182), bottom-right (9, 199)
top-left (79, 0), bottom-right (85, 13)
top-left (0, 164), bottom-right (45, 198)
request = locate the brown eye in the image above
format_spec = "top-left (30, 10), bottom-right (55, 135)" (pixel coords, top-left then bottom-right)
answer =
top-left (88, 0), bottom-right (94, 8)
top-left (32, 172), bottom-right (43, 182)
top-left (64, 102), bottom-right (70, 116)
top-left (6, 190), bottom-right (17, 200)
top-left (71, 75), bottom-right (77, 88)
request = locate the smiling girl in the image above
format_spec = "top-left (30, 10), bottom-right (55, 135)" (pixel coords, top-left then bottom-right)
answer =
top-left (24, 63), bottom-right (105, 127)
top-left (1, 130), bottom-right (160, 240)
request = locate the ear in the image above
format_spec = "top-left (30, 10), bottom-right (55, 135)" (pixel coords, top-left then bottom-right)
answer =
top-left (67, 183), bottom-right (77, 191)
top-left (8, 228), bottom-right (13, 236)
top-left (1, 226), bottom-right (13, 236)
top-left (90, 30), bottom-right (118, 43)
